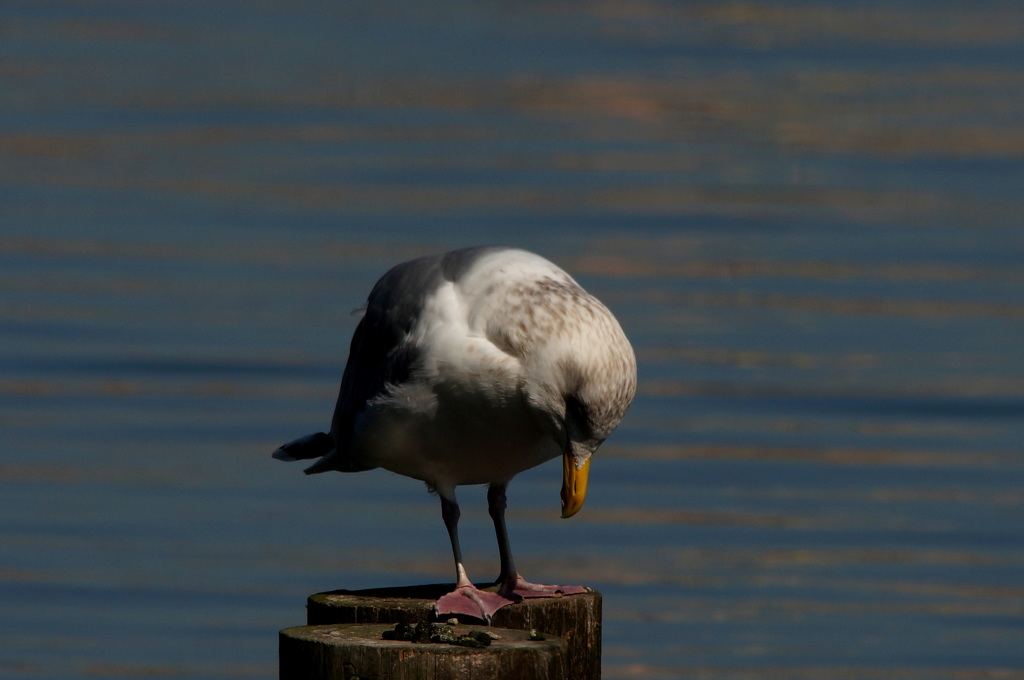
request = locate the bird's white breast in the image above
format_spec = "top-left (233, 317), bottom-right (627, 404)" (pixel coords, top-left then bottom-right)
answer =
top-left (352, 251), bottom-right (570, 494)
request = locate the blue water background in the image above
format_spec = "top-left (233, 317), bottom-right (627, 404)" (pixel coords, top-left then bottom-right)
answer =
top-left (2, 2), bottom-right (1023, 678)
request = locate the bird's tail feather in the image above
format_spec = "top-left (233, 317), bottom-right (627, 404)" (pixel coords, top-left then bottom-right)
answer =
top-left (272, 432), bottom-right (334, 462)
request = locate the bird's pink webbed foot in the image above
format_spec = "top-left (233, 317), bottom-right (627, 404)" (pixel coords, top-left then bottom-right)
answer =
top-left (499, 573), bottom-right (588, 600)
top-left (435, 583), bottom-right (518, 622)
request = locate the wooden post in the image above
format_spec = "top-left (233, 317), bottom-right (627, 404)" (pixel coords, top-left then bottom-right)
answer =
top-left (304, 584), bottom-right (601, 680)
top-left (280, 623), bottom-right (566, 680)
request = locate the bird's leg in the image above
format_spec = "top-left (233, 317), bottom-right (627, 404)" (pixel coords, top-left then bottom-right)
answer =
top-left (441, 495), bottom-right (472, 589)
top-left (488, 483), bottom-right (588, 599)
top-left (487, 483), bottom-right (518, 582)
top-left (434, 493), bottom-right (515, 623)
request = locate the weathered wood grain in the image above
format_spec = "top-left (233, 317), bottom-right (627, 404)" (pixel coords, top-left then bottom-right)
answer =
top-left (280, 623), bottom-right (567, 680)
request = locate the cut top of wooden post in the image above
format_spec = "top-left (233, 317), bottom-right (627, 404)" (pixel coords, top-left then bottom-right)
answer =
top-left (306, 584), bottom-right (602, 680)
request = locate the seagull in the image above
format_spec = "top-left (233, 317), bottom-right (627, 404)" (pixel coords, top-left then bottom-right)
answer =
top-left (273, 246), bottom-right (636, 622)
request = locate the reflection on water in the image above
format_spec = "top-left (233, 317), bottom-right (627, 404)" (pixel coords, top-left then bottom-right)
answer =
top-left (2, 2), bottom-right (1023, 679)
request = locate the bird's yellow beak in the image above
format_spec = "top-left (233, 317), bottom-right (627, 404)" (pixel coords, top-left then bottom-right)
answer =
top-left (560, 451), bottom-right (590, 518)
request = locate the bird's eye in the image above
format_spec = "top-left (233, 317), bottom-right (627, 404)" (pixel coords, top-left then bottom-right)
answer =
top-left (565, 395), bottom-right (590, 428)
